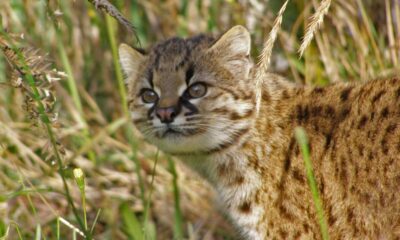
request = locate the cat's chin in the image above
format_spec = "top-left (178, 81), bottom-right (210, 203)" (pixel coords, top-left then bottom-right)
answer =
top-left (143, 131), bottom-right (221, 155)
top-left (146, 135), bottom-right (201, 155)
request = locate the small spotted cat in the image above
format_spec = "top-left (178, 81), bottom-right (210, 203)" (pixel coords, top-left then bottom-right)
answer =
top-left (119, 26), bottom-right (400, 239)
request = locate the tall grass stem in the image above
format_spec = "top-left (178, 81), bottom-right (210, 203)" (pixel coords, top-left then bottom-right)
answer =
top-left (168, 155), bottom-right (184, 240)
top-left (295, 127), bottom-right (329, 240)
top-left (105, 14), bottom-right (146, 205)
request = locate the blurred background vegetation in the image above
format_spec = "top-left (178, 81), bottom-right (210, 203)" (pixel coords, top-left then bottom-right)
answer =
top-left (0, 0), bottom-right (399, 239)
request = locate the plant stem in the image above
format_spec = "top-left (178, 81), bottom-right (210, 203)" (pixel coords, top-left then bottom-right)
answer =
top-left (143, 150), bottom-right (159, 239)
top-left (168, 156), bottom-right (184, 240)
top-left (0, 32), bottom-right (90, 238)
top-left (295, 127), bottom-right (329, 240)
top-left (105, 14), bottom-right (146, 204)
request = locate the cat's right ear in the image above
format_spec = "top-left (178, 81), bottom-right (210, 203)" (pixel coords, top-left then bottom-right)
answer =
top-left (118, 43), bottom-right (145, 79)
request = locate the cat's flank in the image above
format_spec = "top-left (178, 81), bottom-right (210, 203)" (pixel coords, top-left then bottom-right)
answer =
top-left (119, 26), bottom-right (400, 239)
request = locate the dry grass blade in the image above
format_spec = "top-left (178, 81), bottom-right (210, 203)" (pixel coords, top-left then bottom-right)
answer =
top-left (299, 0), bottom-right (331, 57)
top-left (87, 0), bottom-right (140, 45)
top-left (385, 0), bottom-right (398, 66)
top-left (255, 0), bottom-right (290, 114)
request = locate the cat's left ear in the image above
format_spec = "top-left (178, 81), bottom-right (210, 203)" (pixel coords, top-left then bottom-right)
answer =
top-left (207, 25), bottom-right (251, 74)
top-left (118, 43), bottom-right (145, 79)
top-left (208, 25), bottom-right (250, 60)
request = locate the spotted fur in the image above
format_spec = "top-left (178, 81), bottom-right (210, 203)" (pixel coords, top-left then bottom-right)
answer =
top-left (119, 26), bottom-right (400, 239)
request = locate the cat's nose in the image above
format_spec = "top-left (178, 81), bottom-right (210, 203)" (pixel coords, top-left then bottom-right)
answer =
top-left (155, 106), bottom-right (177, 123)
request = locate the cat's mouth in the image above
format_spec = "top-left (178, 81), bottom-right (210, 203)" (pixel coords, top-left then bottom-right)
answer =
top-left (161, 127), bottom-right (182, 138)
top-left (153, 125), bottom-right (199, 139)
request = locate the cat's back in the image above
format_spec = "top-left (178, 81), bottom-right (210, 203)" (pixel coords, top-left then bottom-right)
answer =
top-left (264, 77), bottom-right (400, 238)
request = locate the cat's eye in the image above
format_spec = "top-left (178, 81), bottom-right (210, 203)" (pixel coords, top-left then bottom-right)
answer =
top-left (187, 83), bottom-right (207, 99)
top-left (141, 89), bottom-right (158, 103)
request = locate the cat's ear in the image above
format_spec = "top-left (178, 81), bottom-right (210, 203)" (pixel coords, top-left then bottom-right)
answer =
top-left (118, 43), bottom-right (145, 78)
top-left (208, 25), bottom-right (251, 60)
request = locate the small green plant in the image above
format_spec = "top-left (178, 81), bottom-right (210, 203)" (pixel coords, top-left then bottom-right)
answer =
top-left (295, 127), bottom-right (329, 240)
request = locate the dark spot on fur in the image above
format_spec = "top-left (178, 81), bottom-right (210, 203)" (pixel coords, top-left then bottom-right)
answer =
top-left (254, 191), bottom-right (261, 204)
top-left (370, 111), bottom-right (375, 120)
top-left (292, 169), bottom-right (305, 184)
top-left (340, 87), bottom-right (353, 101)
top-left (325, 106), bottom-right (336, 117)
top-left (319, 180), bottom-right (325, 194)
top-left (294, 145), bottom-right (300, 155)
top-left (147, 69), bottom-right (154, 88)
top-left (347, 209), bottom-right (354, 223)
top-left (262, 91), bottom-right (271, 101)
top-left (395, 87), bottom-right (400, 100)
top-left (284, 138), bottom-right (296, 172)
top-left (296, 105), bottom-right (309, 122)
top-left (239, 201), bottom-right (252, 214)
top-left (368, 152), bottom-right (373, 161)
top-left (361, 193), bottom-right (372, 204)
top-left (357, 144), bottom-right (364, 157)
top-left (327, 206), bottom-right (336, 225)
top-left (185, 63), bottom-right (194, 84)
top-left (339, 107), bottom-right (350, 121)
top-left (372, 90), bottom-right (385, 103)
top-left (233, 175), bottom-right (245, 185)
top-left (313, 87), bottom-right (325, 95)
top-left (386, 124), bottom-right (397, 134)
top-left (217, 164), bottom-right (228, 176)
top-left (325, 132), bottom-right (333, 150)
top-left (381, 107), bottom-right (389, 118)
top-left (279, 204), bottom-right (294, 220)
top-left (279, 229), bottom-right (288, 238)
top-left (230, 108), bottom-right (253, 120)
top-left (310, 106), bottom-right (323, 117)
top-left (357, 115), bottom-right (368, 129)
top-left (284, 155), bottom-right (291, 172)
top-left (303, 223), bottom-right (311, 232)
top-left (281, 90), bottom-right (289, 99)
top-left (340, 160), bottom-right (348, 184)
top-left (381, 138), bottom-right (388, 155)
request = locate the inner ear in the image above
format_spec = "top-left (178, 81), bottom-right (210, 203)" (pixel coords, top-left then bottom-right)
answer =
top-left (118, 43), bottom-right (146, 78)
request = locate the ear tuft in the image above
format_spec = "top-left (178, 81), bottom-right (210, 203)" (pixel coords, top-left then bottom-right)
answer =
top-left (209, 25), bottom-right (251, 57)
top-left (118, 43), bottom-right (145, 78)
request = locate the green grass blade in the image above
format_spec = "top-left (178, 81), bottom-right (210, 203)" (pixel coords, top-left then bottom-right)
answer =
top-left (35, 224), bottom-right (41, 240)
top-left (105, 14), bottom-right (146, 205)
top-left (56, 217), bottom-right (60, 240)
top-left (143, 150), bottom-right (159, 239)
top-left (0, 30), bottom-right (89, 239)
top-left (295, 127), bottom-right (329, 240)
top-left (46, 3), bottom-right (97, 164)
top-left (168, 156), bottom-right (184, 240)
top-left (121, 202), bottom-right (144, 240)
top-left (90, 209), bottom-right (102, 235)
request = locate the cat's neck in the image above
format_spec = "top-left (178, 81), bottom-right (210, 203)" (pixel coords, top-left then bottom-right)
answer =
top-left (181, 73), bottom-right (295, 186)
top-left (182, 131), bottom-right (257, 186)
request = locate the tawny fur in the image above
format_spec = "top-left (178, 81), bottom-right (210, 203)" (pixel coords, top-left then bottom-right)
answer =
top-left (119, 26), bottom-right (400, 239)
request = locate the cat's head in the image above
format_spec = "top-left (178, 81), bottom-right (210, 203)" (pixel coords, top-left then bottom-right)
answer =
top-left (119, 26), bottom-right (255, 155)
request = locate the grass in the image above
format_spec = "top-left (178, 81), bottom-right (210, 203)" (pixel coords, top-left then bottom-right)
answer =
top-left (295, 128), bottom-right (329, 240)
top-left (0, 0), bottom-right (399, 239)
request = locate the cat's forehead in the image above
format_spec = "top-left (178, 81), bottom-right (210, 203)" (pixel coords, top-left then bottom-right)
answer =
top-left (147, 35), bottom-right (215, 71)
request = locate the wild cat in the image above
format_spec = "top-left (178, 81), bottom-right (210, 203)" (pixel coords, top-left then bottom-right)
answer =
top-left (118, 26), bottom-right (400, 239)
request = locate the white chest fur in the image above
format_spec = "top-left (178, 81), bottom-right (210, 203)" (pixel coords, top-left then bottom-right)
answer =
top-left (183, 151), bottom-right (266, 239)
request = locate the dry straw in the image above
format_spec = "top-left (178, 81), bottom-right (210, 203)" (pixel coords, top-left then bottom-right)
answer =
top-left (255, 0), bottom-right (290, 114)
top-left (299, 0), bottom-right (332, 57)
top-left (86, 0), bottom-right (140, 44)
